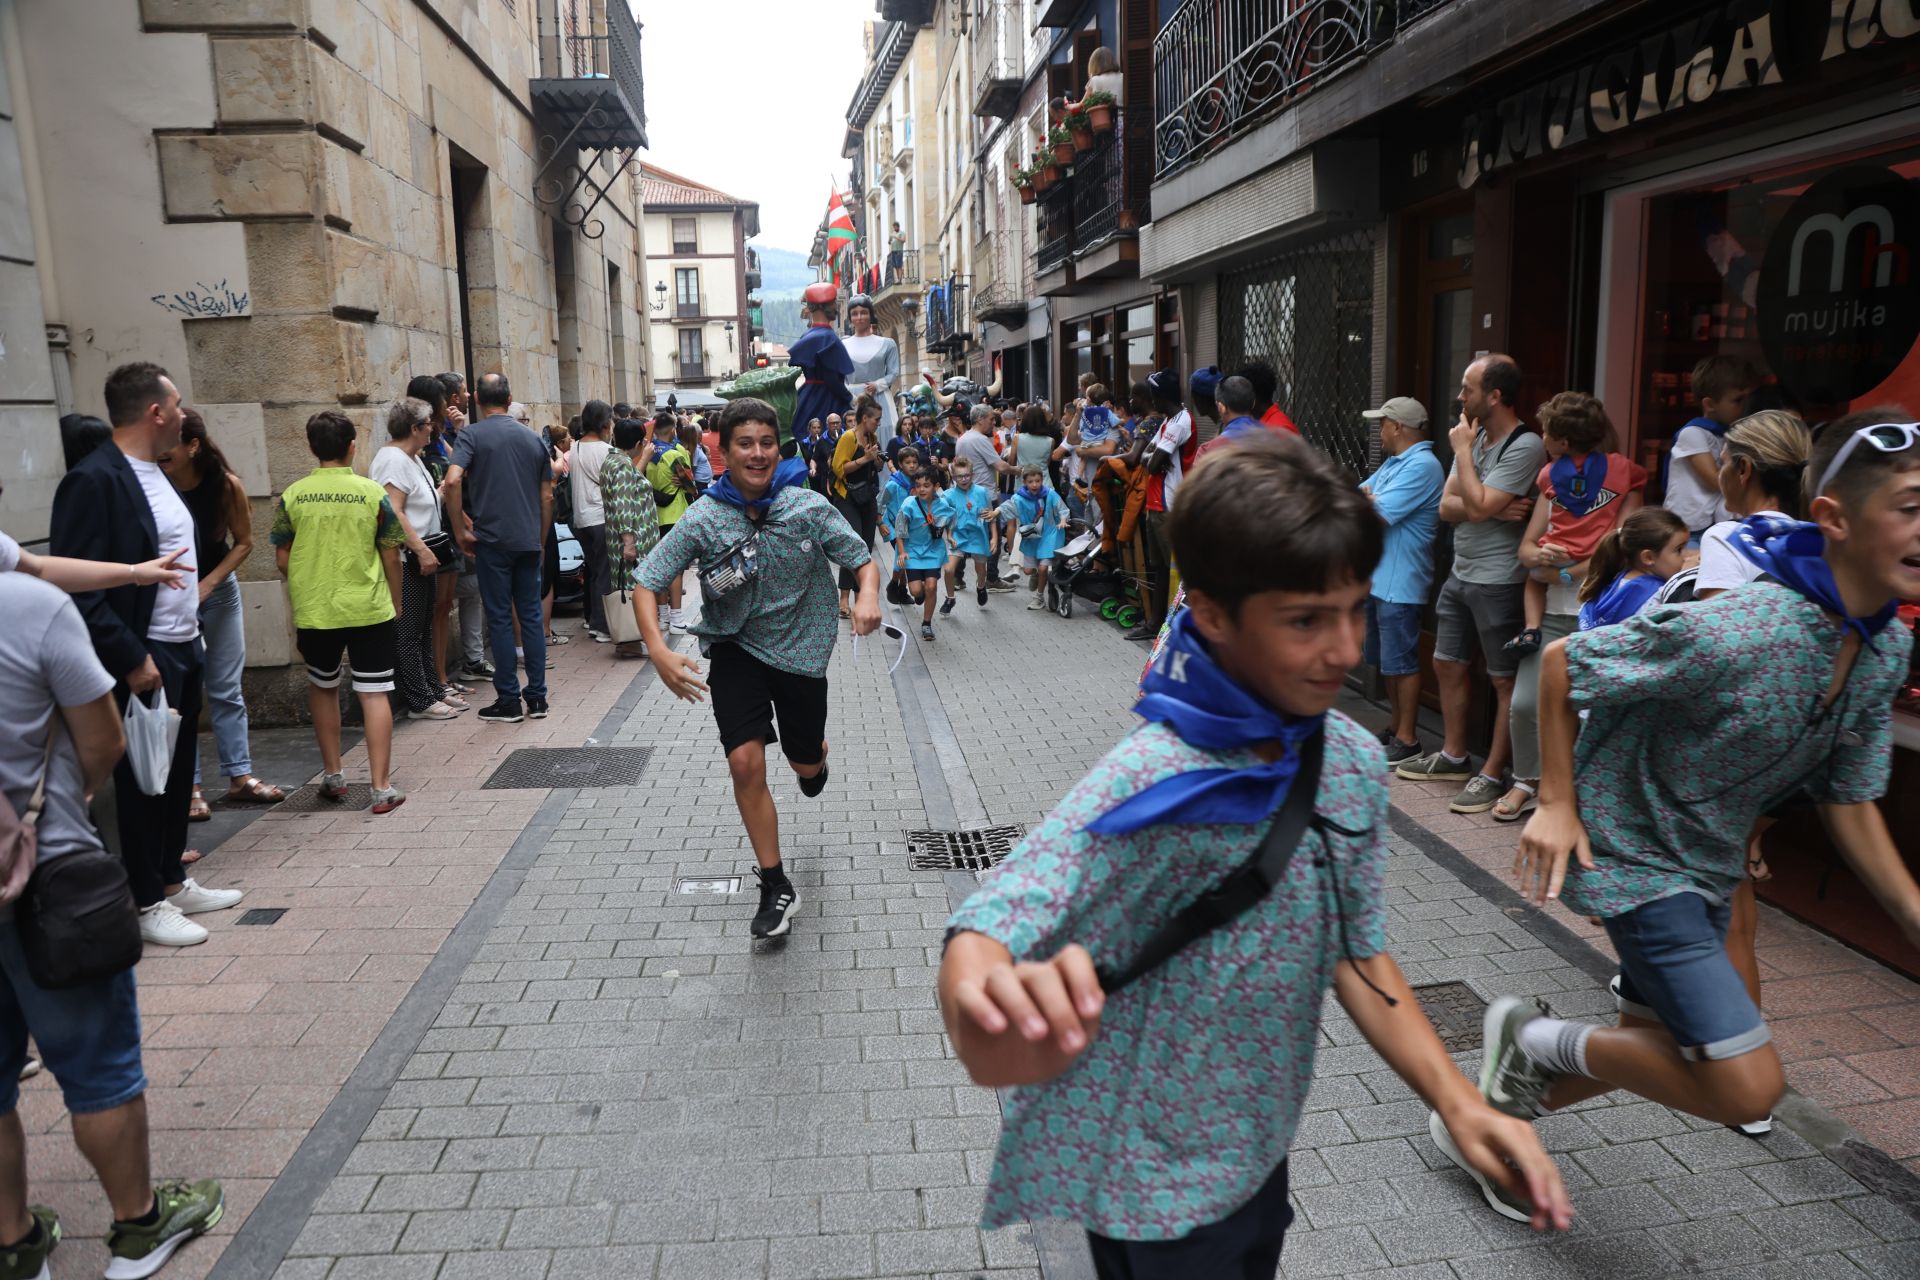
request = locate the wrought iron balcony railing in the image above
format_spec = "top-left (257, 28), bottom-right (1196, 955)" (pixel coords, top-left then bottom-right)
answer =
top-left (1071, 113), bottom-right (1149, 256)
top-left (1035, 185), bottom-right (1074, 278)
top-left (532, 0), bottom-right (647, 240)
top-left (879, 247), bottom-right (922, 295)
top-left (1153, 0), bottom-right (1456, 180)
top-left (971, 0), bottom-right (1023, 118)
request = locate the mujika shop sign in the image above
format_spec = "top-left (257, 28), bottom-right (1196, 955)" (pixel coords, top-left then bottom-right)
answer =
top-left (1455, 0), bottom-right (1920, 190)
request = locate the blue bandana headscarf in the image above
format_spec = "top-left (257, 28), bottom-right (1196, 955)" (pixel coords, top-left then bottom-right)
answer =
top-left (707, 457), bottom-right (810, 514)
top-left (1550, 451), bottom-right (1609, 518)
top-left (1087, 611), bottom-right (1324, 834)
top-left (1684, 414), bottom-right (1729, 438)
top-left (1731, 512), bottom-right (1898, 643)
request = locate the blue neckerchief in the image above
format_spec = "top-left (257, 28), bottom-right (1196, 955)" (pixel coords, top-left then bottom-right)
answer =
top-left (1551, 450), bottom-right (1609, 518)
top-left (1089, 612), bottom-right (1324, 833)
top-left (1731, 512), bottom-right (1898, 643)
top-left (1016, 488), bottom-right (1049, 522)
top-left (1577, 572), bottom-right (1664, 631)
top-left (1684, 414), bottom-right (1729, 438)
top-left (707, 457), bottom-right (809, 513)
top-left (890, 468), bottom-right (915, 490)
top-left (1219, 415), bottom-right (1263, 441)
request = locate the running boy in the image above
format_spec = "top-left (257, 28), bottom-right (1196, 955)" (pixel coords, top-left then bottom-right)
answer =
top-left (636, 398), bottom-right (881, 939)
top-left (1447, 408), bottom-right (1920, 1223)
top-left (937, 456), bottom-right (996, 609)
top-left (895, 471), bottom-right (949, 641)
top-left (1008, 464), bottom-right (1067, 611)
top-left (940, 434), bottom-right (1571, 1275)
top-left (271, 411), bottom-right (409, 814)
top-left (881, 447), bottom-right (924, 605)
top-left (1508, 392), bottom-right (1645, 654)
top-left (1664, 355), bottom-right (1757, 541)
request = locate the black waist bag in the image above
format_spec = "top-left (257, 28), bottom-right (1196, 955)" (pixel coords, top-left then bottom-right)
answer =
top-left (18, 850), bottom-right (142, 989)
top-left (1098, 731), bottom-right (1325, 995)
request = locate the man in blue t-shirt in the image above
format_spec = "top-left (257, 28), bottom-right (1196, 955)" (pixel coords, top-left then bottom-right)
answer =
top-left (1359, 396), bottom-right (1443, 766)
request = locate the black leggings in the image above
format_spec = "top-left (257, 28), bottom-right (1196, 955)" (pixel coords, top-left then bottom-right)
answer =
top-left (393, 565), bottom-right (441, 713)
top-left (832, 496), bottom-right (878, 591)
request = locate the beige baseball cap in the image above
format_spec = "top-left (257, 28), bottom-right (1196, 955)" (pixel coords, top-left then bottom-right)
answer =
top-left (1362, 396), bottom-right (1429, 429)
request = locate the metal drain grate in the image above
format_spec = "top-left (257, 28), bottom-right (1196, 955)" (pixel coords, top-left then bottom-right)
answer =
top-left (236, 908), bottom-right (287, 926)
top-left (482, 747), bottom-right (654, 790)
top-left (272, 783), bottom-right (373, 812)
top-left (1413, 981), bottom-right (1490, 1054)
top-left (905, 826), bottom-right (1028, 872)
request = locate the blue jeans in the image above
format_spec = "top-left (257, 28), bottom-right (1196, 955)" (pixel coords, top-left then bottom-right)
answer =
top-left (0, 924), bottom-right (146, 1116)
top-left (1605, 890), bottom-right (1771, 1061)
top-left (473, 544), bottom-right (546, 702)
top-left (192, 575), bottom-right (251, 784)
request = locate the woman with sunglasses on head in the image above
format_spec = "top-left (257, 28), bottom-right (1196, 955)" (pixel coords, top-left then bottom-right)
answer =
top-left (1436, 408), bottom-right (1920, 1225)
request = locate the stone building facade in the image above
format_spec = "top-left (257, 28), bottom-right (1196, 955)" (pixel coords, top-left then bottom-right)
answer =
top-left (0, 0), bottom-right (652, 714)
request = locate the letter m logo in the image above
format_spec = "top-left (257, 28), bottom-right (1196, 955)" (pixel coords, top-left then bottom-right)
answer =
top-left (1787, 205), bottom-right (1906, 295)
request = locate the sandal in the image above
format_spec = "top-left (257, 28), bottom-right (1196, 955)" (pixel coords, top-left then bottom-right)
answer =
top-left (181, 848), bottom-right (204, 865)
top-left (1491, 779), bottom-right (1538, 823)
top-left (838, 607), bottom-right (852, 620)
top-left (1503, 628), bottom-right (1542, 656)
top-left (225, 777), bottom-right (286, 805)
top-left (188, 787), bottom-right (212, 822)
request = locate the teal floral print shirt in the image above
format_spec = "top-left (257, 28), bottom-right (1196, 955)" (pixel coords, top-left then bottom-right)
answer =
top-left (946, 711), bottom-right (1390, 1241)
top-left (1559, 582), bottom-right (1911, 919)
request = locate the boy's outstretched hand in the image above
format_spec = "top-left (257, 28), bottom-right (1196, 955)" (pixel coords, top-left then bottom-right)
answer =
top-left (1437, 1100), bottom-right (1576, 1232)
top-left (939, 934), bottom-right (1104, 1088)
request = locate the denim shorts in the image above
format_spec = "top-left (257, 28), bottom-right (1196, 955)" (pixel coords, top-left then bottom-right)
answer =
top-left (1605, 890), bottom-right (1771, 1061)
top-left (0, 922), bottom-right (147, 1115)
top-left (1365, 598), bottom-right (1423, 677)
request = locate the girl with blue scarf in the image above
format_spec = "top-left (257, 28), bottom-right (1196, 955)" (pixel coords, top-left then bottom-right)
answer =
top-left (1573, 508), bottom-right (1688, 632)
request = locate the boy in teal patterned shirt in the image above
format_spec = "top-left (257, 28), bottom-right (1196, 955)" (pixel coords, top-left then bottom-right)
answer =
top-left (1453, 409), bottom-right (1920, 1223)
top-left (940, 435), bottom-right (1571, 1276)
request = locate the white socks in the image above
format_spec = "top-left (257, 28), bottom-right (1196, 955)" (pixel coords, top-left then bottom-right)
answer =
top-left (1518, 1015), bottom-right (1594, 1078)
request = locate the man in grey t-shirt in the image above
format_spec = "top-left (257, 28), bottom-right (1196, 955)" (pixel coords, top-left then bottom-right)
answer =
top-left (1395, 354), bottom-right (1545, 816)
top-left (953, 405), bottom-right (1016, 591)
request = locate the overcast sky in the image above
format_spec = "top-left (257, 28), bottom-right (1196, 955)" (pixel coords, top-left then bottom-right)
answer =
top-left (633, 0), bottom-right (873, 256)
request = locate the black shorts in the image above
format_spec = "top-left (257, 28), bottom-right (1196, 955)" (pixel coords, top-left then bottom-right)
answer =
top-left (708, 643), bottom-right (829, 765)
top-left (297, 620), bottom-right (398, 693)
top-left (903, 568), bottom-right (942, 587)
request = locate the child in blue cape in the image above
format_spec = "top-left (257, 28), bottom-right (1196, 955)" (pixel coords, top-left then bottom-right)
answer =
top-left (1008, 465), bottom-right (1067, 612)
top-left (895, 471), bottom-right (949, 641)
top-left (935, 456), bottom-right (996, 611)
top-left (1574, 507), bottom-right (1688, 632)
top-left (881, 448), bottom-right (925, 606)
top-left (938, 434), bottom-right (1572, 1275)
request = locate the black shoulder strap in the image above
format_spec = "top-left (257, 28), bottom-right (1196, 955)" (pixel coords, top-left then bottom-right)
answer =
top-left (1098, 732), bottom-right (1325, 996)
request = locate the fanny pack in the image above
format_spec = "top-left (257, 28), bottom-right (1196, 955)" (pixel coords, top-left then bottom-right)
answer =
top-left (700, 518), bottom-right (782, 601)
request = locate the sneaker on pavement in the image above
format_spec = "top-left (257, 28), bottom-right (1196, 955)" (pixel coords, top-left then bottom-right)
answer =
top-left (1451, 774), bottom-right (1507, 814)
top-left (18, 1057), bottom-right (40, 1082)
top-left (370, 786), bottom-right (406, 815)
top-left (1027, 596), bottom-right (1048, 611)
top-left (920, 623), bottom-right (935, 641)
top-left (939, 597), bottom-right (956, 616)
top-left (1383, 738), bottom-right (1422, 769)
top-left (1735, 1118), bottom-right (1774, 1136)
top-left (476, 699), bottom-right (524, 723)
top-left (1480, 996), bottom-right (1561, 1118)
top-left (1123, 625), bottom-right (1156, 641)
top-left (1427, 1110), bottom-right (1534, 1223)
top-left (976, 587), bottom-right (988, 607)
top-left (168, 879), bottom-right (243, 916)
top-left (527, 696), bottom-right (549, 719)
top-left (138, 902), bottom-right (207, 948)
top-left (1395, 750), bottom-right (1476, 783)
top-left (585, 629), bottom-right (610, 644)
top-left (105, 1179), bottom-right (223, 1280)
top-left (317, 772), bottom-right (348, 800)
top-left (751, 869), bottom-right (799, 939)
top-left (409, 702), bottom-right (461, 721)
top-left (986, 580), bottom-right (1017, 593)
top-left (0, 1205), bottom-right (59, 1280)
top-left (668, 609), bottom-right (686, 632)
top-left (463, 661), bottom-right (495, 679)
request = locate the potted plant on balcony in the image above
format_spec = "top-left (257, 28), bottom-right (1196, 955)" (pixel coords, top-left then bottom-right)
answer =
top-left (1013, 167), bottom-right (1037, 205)
top-left (1049, 125), bottom-right (1075, 166)
top-left (1032, 149), bottom-right (1060, 191)
top-left (1066, 104), bottom-right (1095, 153)
top-left (1083, 88), bottom-right (1117, 132)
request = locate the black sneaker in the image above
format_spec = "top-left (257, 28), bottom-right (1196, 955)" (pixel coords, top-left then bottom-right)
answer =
top-left (464, 661), bottom-right (495, 679)
top-left (1384, 738), bottom-right (1422, 769)
top-left (476, 699), bottom-right (524, 723)
top-left (920, 623), bottom-right (935, 641)
top-left (986, 580), bottom-right (1017, 593)
top-left (939, 597), bottom-right (956, 616)
top-left (751, 869), bottom-right (798, 938)
top-left (977, 587), bottom-right (988, 607)
top-left (527, 696), bottom-right (549, 719)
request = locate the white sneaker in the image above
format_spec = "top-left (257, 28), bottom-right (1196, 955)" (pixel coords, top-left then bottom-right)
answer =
top-left (1027, 596), bottom-right (1048, 610)
top-left (139, 901), bottom-right (208, 947)
top-left (169, 878), bottom-right (244, 915)
top-left (669, 609), bottom-right (686, 632)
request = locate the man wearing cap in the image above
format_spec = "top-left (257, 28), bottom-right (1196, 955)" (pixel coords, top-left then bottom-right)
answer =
top-left (1360, 397), bottom-right (1445, 767)
top-left (791, 284), bottom-right (855, 455)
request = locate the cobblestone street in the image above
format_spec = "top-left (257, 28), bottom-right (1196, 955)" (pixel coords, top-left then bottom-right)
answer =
top-left (18, 586), bottom-right (1920, 1280)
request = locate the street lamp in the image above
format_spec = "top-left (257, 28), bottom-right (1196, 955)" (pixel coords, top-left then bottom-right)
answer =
top-left (651, 281), bottom-right (667, 312)
top-left (723, 321), bottom-right (735, 352)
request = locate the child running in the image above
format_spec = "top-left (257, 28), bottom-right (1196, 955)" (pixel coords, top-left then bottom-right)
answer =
top-left (1438, 408), bottom-right (1920, 1223)
top-left (936, 456), bottom-right (996, 610)
top-left (939, 435), bottom-right (1571, 1275)
top-left (1574, 507), bottom-right (1688, 632)
top-left (895, 471), bottom-right (949, 641)
top-left (1508, 392), bottom-right (1645, 654)
top-left (1008, 464), bottom-right (1067, 611)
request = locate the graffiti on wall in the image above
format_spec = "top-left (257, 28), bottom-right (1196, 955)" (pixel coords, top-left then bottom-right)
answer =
top-left (151, 279), bottom-right (250, 319)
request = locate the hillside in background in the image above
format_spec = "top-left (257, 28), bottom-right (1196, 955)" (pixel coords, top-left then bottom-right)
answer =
top-left (757, 290), bottom-right (806, 348)
top-left (753, 245), bottom-right (814, 293)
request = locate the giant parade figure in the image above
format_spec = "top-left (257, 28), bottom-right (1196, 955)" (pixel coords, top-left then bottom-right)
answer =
top-left (790, 283), bottom-right (854, 448)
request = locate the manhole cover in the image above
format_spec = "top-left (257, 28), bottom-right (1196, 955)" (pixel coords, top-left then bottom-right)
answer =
top-left (905, 826), bottom-right (1028, 872)
top-left (482, 747), bottom-right (653, 790)
top-left (236, 908), bottom-right (287, 926)
top-left (273, 783), bottom-right (373, 812)
top-left (1413, 981), bottom-right (1490, 1054)
top-left (675, 877), bottom-right (742, 896)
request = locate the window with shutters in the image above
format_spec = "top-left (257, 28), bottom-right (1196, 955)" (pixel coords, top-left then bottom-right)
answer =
top-left (671, 217), bottom-right (697, 254)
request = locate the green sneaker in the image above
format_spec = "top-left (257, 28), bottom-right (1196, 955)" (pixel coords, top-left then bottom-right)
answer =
top-left (105, 1180), bottom-right (223, 1279)
top-left (0, 1207), bottom-right (59, 1280)
top-left (1428, 1109), bottom-right (1535, 1223)
top-left (1480, 995), bottom-right (1560, 1118)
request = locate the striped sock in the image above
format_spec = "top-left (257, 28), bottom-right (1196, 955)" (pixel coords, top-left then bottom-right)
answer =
top-left (1517, 1015), bottom-right (1594, 1078)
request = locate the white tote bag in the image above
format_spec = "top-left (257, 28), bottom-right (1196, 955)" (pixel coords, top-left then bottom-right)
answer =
top-left (603, 588), bottom-right (643, 644)
top-left (122, 687), bottom-right (181, 796)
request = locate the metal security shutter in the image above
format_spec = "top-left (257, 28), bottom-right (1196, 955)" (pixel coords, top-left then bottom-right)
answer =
top-left (1218, 228), bottom-right (1376, 477)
